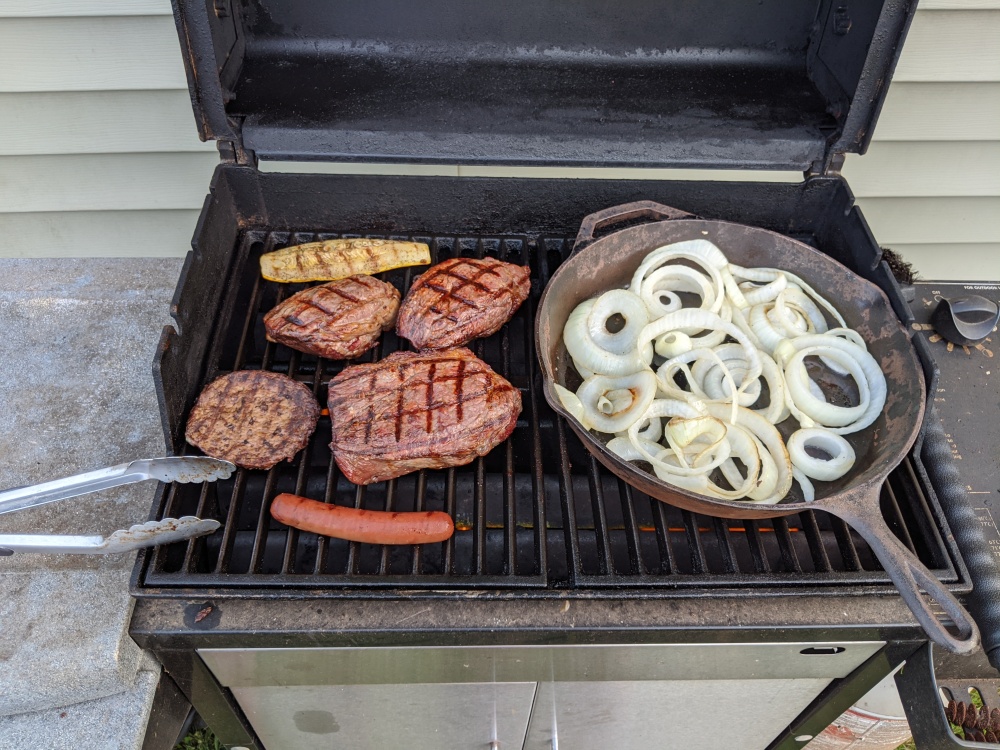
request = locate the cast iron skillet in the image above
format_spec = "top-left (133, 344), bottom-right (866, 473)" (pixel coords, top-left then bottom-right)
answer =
top-left (536, 200), bottom-right (979, 655)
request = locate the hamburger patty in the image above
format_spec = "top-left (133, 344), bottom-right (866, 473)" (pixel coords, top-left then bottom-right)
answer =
top-left (263, 275), bottom-right (400, 359)
top-left (185, 370), bottom-right (320, 470)
top-left (396, 257), bottom-right (531, 349)
top-left (328, 348), bottom-right (522, 485)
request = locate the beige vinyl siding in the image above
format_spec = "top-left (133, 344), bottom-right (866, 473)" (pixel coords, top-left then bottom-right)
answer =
top-left (0, 153), bottom-right (217, 212)
top-left (856, 197), bottom-right (1000, 244)
top-left (843, 143), bottom-right (1000, 197)
top-left (0, 3), bottom-right (997, 279)
top-left (0, 92), bottom-right (215, 155)
top-left (0, 0), bottom-right (168, 16)
top-left (921, 0), bottom-right (1000, 7)
top-left (892, 10), bottom-right (1000, 82)
top-left (0, 3), bottom-right (204, 259)
top-left (873, 83), bottom-right (1000, 141)
top-left (0, 210), bottom-right (202, 258)
top-left (849, 6), bottom-right (1000, 278)
top-left (0, 17), bottom-right (190, 92)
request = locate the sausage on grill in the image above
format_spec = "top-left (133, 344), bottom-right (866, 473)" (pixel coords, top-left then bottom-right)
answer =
top-left (263, 275), bottom-right (400, 359)
top-left (185, 370), bottom-right (320, 470)
top-left (396, 257), bottom-right (530, 349)
top-left (270, 493), bottom-right (454, 545)
top-left (328, 347), bottom-right (522, 485)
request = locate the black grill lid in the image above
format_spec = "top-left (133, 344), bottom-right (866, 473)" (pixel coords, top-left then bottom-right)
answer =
top-left (174, 0), bottom-right (916, 171)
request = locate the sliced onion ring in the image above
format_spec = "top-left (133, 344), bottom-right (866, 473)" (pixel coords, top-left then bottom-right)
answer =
top-left (577, 371), bottom-right (658, 434)
top-left (703, 403), bottom-right (794, 502)
top-left (787, 428), bottom-right (857, 481)
top-left (630, 240), bottom-right (728, 315)
top-left (780, 335), bottom-right (887, 435)
top-left (564, 299), bottom-right (651, 375)
top-left (792, 467), bottom-right (816, 502)
top-left (586, 289), bottom-right (649, 355)
top-left (553, 384), bottom-right (589, 429)
top-left (640, 265), bottom-right (716, 320)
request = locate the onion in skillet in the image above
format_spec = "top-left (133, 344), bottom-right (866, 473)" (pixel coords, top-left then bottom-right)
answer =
top-left (559, 239), bottom-right (888, 503)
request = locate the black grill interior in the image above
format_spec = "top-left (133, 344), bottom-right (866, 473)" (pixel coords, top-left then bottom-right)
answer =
top-left (143, 229), bottom-right (958, 593)
top-left (215, 0), bottom-right (899, 167)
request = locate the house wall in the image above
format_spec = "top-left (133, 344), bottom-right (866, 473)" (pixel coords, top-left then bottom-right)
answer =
top-left (0, 0), bottom-right (997, 279)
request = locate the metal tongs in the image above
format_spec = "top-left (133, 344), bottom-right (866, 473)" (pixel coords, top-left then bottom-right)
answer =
top-left (0, 457), bottom-right (235, 556)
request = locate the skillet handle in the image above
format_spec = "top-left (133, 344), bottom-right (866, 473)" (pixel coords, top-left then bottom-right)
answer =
top-left (574, 200), bottom-right (696, 252)
top-left (827, 496), bottom-right (981, 655)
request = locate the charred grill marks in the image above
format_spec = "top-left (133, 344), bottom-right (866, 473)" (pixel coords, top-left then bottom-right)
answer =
top-left (424, 282), bottom-right (479, 310)
top-left (264, 275), bottom-right (399, 360)
top-left (327, 348), bottom-right (522, 485)
top-left (455, 357), bottom-right (465, 423)
top-left (425, 362), bottom-right (436, 434)
top-left (364, 368), bottom-right (378, 443)
top-left (323, 284), bottom-right (363, 305)
top-left (185, 370), bottom-right (320, 470)
top-left (329, 377), bottom-right (499, 437)
top-left (394, 362), bottom-right (406, 443)
top-left (426, 264), bottom-right (510, 313)
top-left (397, 257), bottom-right (531, 350)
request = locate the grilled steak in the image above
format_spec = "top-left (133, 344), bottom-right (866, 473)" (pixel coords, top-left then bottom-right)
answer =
top-left (263, 276), bottom-right (400, 359)
top-left (396, 257), bottom-right (531, 349)
top-left (186, 370), bottom-right (320, 470)
top-left (328, 347), bottom-right (522, 485)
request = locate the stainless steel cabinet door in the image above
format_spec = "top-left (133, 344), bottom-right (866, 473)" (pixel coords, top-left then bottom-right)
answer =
top-left (200, 641), bottom-right (884, 749)
top-left (227, 682), bottom-right (536, 750)
top-left (523, 678), bottom-right (833, 750)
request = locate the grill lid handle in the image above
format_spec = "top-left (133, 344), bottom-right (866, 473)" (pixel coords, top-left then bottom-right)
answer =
top-left (573, 201), bottom-right (696, 253)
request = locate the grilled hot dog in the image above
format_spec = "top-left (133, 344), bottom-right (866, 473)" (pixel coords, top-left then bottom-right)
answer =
top-left (270, 493), bottom-right (454, 545)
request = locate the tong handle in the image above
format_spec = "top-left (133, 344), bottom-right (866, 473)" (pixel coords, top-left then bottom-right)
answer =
top-left (0, 517), bottom-right (221, 555)
top-left (0, 457), bottom-right (235, 516)
top-left (0, 462), bottom-right (141, 516)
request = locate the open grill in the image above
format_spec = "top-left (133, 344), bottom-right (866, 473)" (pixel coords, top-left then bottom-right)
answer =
top-left (139, 228), bottom-right (960, 594)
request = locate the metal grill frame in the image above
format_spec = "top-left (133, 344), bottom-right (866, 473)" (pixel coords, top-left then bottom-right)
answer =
top-left (134, 178), bottom-right (970, 598)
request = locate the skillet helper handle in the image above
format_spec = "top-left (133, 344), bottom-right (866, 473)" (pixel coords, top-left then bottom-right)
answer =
top-left (831, 497), bottom-right (980, 655)
top-left (574, 200), bottom-right (695, 252)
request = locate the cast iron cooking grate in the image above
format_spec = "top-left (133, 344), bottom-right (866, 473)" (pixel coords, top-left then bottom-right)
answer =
top-left (141, 229), bottom-right (958, 593)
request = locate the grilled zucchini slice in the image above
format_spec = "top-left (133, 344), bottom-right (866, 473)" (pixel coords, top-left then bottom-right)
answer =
top-left (260, 239), bottom-right (431, 282)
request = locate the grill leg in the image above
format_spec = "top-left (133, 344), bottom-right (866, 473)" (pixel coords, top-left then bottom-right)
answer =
top-left (154, 649), bottom-right (261, 750)
top-left (766, 641), bottom-right (919, 750)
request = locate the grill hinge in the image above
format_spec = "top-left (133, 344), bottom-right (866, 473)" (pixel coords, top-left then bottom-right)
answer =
top-left (218, 122), bottom-right (257, 167)
top-left (805, 152), bottom-right (846, 179)
top-left (218, 139), bottom-right (257, 167)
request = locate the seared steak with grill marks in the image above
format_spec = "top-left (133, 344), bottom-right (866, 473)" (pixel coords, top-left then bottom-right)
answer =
top-left (328, 347), bottom-right (521, 485)
top-left (263, 276), bottom-right (400, 359)
top-left (186, 370), bottom-right (320, 470)
top-left (396, 257), bottom-right (530, 349)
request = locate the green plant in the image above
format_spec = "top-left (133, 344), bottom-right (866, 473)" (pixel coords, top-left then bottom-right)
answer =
top-left (174, 727), bottom-right (223, 750)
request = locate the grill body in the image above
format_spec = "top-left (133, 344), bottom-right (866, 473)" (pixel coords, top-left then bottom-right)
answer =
top-left (131, 168), bottom-right (972, 749)
top-left (139, 168), bottom-right (965, 597)
top-left (130, 1), bottom-right (991, 746)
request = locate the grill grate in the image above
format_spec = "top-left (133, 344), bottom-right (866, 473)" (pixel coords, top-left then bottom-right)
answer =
top-left (141, 229), bottom-right (958, 593)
